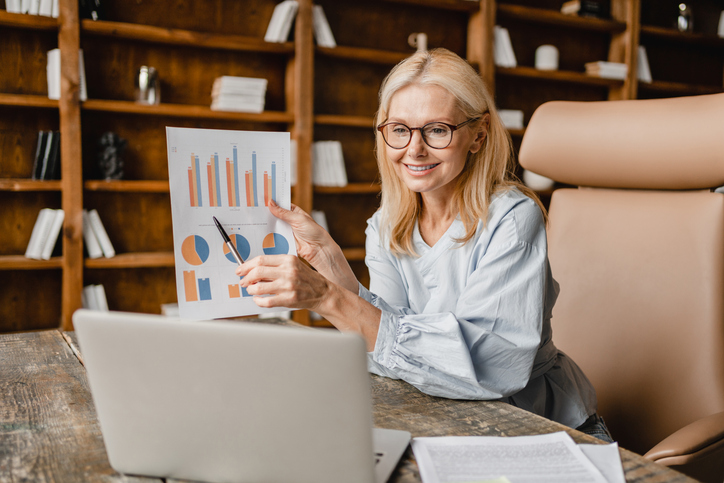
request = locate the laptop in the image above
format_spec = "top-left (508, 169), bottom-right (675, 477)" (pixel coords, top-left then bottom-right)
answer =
top-left (73, 309), bottom-right (410, 483)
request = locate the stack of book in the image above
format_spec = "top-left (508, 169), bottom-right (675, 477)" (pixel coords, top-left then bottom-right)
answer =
top-left (82, 284), bottom-right (109, 311)
top-left (264, 1), bottom-right (336, 47)
top-left (31, 130), bottom-right (60, 180)
top-left (637, 46), bottom-right (652, 83)
top-left (25, 208), bottom-right (64, 260)
top-left (5, 0), bottom-right (59, 17)
top-left (493, 26), bottom-right (517, 68)
top-left (584, 61), bottom-right (628, 80)
top-left (47, 48), bottom-right (87, 101)
top-left (498, 109), bottom-right (525, 130)
top-left (210, 76), bottom-right (267, 113)
top-left (82, 209), bottom-right (115, 259)
top-left (312, 141), bottom-right (347, 187)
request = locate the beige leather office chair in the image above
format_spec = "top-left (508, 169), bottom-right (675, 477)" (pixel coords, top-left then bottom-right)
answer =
top-left (519, 93), bottom-right (724, 483)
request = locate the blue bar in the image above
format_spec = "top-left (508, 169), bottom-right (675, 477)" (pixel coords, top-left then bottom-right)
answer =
top-left (233, 146), bottom-right (240, 207)
top-left (194, 155), bottom-right (202, 207)
top-left (198, 278), bottom-right (212, 301)
top-left (214, 153), bottom-right (221, 207)
top-left (271, 161), bottom-right (276, 202)
top-left (252, 151), bottom-right (258, 207)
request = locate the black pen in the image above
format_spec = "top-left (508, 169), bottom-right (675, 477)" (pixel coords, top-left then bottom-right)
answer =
top-left (213, 216), bottom-right (244, 266)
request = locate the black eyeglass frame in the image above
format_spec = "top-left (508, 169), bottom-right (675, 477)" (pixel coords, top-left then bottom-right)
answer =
top-left (376, 117), bottom-right (481, 150)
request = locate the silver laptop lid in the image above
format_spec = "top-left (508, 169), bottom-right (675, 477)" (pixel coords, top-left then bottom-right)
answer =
top-left (74, 309), bottom-right (376, 483)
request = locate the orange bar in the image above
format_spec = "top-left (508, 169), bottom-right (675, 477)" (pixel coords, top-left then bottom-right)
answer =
top-left (263, 172), bottom-right (269, 206)
top-left (226, 159), bottom-right (234, 206)
top-left (183, 270), bottom-right (198, 302)
top-left (207, 162), bottom-right (214, 207)
top-left (245, 171), bottom-right (252, 207)
top-left (187, 168), bottom-right (195, 207)
top-left (267, 175), bottom-right (272, 206)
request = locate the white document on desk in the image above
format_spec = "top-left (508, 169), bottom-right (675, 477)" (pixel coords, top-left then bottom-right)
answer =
top-left (412, 431), bottom-right (618, 483)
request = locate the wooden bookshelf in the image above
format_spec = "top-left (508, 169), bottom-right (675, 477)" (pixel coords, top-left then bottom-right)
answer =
top-left (0, 10), bottom-right (58, 30)
top-left (2, 0), bottom-right (720, 332)
top-left (0, 179), bottom-right (62, 191)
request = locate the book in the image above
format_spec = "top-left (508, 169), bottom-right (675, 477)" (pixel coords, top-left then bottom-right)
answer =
top-left (38, 0), bottom-right (52, 16)
top-left (312, 5), bottom-right (336, 48)
top-left (27, 0), bottom-right (40, 15)
top-left (20, 0), bottom-right (30, 13)
top-left (561, 0), bottom-right (580, 15)
top-left (311, 210), bottom-right (329, 233)
top-left (38, 131), bottom-right (56, 179)
top-left (82, 209), bottom-right (104, 259)
top-left (31, 131), bottom-right (49, 180)
top-left (82, 284), bottom-right (109, 311)
top-left (87, 209), bottom-right (115, 258)
top-left (498, 109), bottom-right (524, 130)
top-left (211, 76), bottom-right (267, 113)
top-left (584, 61), bottom-right (627, 80)
top-left (312, 140), bottom-right (347, 187)
top-left (637, 45), bottom-right (652, 83)
top-left (51, 0), bottom-right (58, 17)
top-left (5, 0), bottom-right (22, 13)
top-left (264, 0), bottom-right (298, 43)
top-left (40, 208), bottom-right (64, 260)
top-left (47, 49), bottom-right (87, 101)
top-left (493, 26), bottom-right (517, 68)
top-left (44, 130), bottom-right (61, 180)
top-left (25, 208), bottom-right (56, 260)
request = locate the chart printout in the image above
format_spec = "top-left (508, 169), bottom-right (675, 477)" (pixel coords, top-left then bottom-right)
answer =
top-left (166, 127), bottom-right (296, 319)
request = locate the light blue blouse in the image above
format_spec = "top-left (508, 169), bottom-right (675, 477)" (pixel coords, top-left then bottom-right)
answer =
top-left (359, 189), bottom-right (597, 428)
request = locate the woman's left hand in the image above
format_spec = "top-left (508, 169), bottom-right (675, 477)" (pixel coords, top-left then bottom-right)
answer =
top-left (236, 254), bottom-right (330, 311)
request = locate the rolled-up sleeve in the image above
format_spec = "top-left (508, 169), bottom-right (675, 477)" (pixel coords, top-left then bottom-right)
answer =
top-left (362, 197), bottom-right (551, 400)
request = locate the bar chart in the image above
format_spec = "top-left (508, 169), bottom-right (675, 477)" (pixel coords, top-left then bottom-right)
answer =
top-left (187, 148), bottom-right (278, 209)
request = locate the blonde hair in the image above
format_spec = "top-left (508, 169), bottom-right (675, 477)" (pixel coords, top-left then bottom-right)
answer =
top-left (374, 48), bottom-right (545, 256)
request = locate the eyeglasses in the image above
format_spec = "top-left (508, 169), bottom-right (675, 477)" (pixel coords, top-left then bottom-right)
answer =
top-left (377, 117), bottom-right (480, 150)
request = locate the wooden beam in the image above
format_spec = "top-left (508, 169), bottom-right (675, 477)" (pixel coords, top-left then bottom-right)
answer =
top-left (608, 0), bottom-right (640, 100)
top-left (58, 0), bottom-right (83, 331)
top-left (468, 0), bottom-right (495, 93)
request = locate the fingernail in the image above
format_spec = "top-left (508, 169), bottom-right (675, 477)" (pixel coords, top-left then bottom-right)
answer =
top-left (270, 199), bottom-right (278, 207)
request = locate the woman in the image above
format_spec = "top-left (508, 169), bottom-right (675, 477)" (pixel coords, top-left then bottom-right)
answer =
top-left (238, 48), bottom-right (611, 440)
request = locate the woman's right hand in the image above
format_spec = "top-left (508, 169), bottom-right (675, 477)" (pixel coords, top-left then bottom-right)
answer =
top-left (269, 200), bottom-right (359, 293)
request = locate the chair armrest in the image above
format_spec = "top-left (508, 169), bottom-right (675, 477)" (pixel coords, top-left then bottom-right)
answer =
top-left (644, 410), bottom-right (724, 466)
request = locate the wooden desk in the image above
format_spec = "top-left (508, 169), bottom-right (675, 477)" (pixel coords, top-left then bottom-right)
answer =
top-left (0, 329), bottom-right (694, 483)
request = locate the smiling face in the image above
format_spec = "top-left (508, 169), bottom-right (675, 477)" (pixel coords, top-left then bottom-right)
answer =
top-left (384, 84), bottom-right (486, 205)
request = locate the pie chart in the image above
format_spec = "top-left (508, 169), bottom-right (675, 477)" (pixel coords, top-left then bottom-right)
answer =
top-left (262, 233), bottom-right (289, 255)
top-left (223, 234), bottom-right (251, 263)
top-left (181, 235), bottom-right (210, 265)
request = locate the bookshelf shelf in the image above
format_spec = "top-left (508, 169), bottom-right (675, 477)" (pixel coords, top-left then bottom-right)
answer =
top-left (341, 247), bottom-right (366, 261)
top-left (0, 10), bottom-right (59, 30)
top-left (639, 25), bottom-right (724, 48)
top-left (381, 0), bottom-right (480, 12)
top-left (317, 45), bottom-right (408, 65)
top-left (315, 114), bottom-right (374, 128)
top-left (497, 4), bottom-right (627, 33)
top-left (0, 179), bottom-right (62, 191)
top-left (81, 19), bottom-right (295, 54)
top-left (0, 255), bottom-right (63, 270)
top-left (638, 80), bottom-right (722, 96)
top-left (81, 99), bottom-right (294, 122)
top-left (496, 66), bottom-right (625, 87)
top-left (84, 180), bottom-right (170, 193)
top-left (85, 252), bottom-right (175, 269)
top-left (0, 93), bottom-right (58, 109)
top-left (508, 128), bottom-right (526, 137)
top-left (314, 183), bottom-right (380, 194)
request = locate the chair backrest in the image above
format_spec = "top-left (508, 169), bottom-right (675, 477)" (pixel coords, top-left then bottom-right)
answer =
top-left (518, 94), bottom-right (724, 456)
